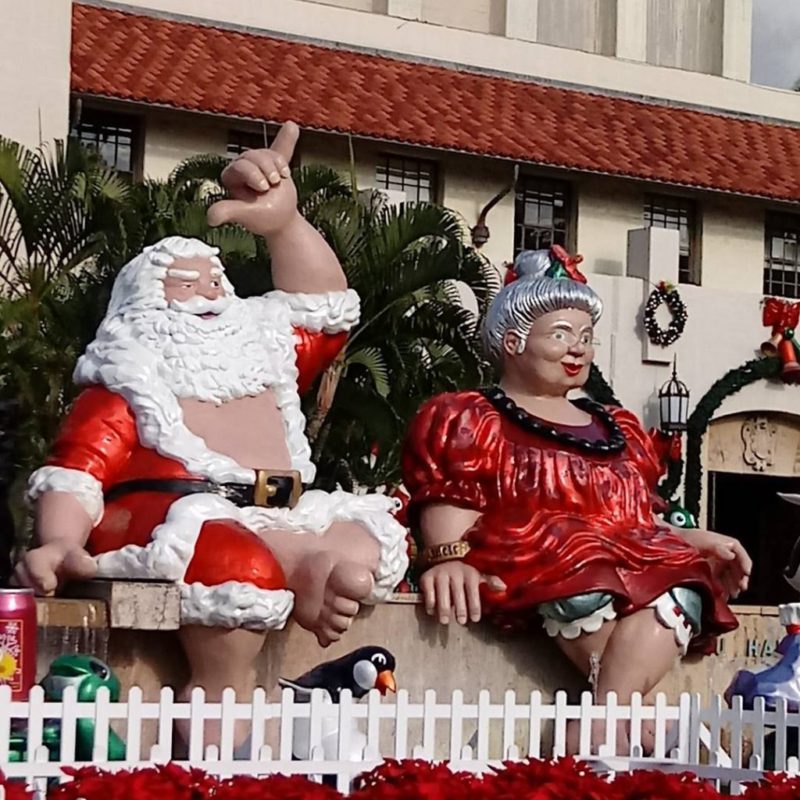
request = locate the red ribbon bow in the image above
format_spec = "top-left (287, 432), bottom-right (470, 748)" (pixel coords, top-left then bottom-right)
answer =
top-left (763, 297), bottom-right (800, 334)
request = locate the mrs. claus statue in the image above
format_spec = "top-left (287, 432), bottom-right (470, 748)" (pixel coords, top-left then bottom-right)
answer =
top-left (16, 123), bottom-right (408, 746)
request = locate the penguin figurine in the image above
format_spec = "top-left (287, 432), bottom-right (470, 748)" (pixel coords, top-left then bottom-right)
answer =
top-left (279, 646), bottom-right (396, 765)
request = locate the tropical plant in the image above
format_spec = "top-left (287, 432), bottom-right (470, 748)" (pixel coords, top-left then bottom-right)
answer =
top-left (302, 191), bottom-right (497, 491)
top-left (0, 137), bottom-right (496, 512)
top-left (0, 137), bottom-right (129, 492)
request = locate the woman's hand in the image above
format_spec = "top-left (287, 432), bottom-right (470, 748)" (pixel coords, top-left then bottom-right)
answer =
top-left (681, 528), bottom-right (752, 598)
top-left (418, 561), bottom-right (505, 625)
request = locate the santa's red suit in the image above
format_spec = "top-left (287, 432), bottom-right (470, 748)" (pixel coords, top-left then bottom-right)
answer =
top-left (28, 289), bottom-right (408, 630)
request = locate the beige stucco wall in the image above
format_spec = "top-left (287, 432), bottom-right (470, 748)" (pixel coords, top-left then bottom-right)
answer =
top-left (537, 0), bottom-right (617, 56)
top-left (647, 0), bottom-right (724, 75)
top-left (143, 112), bottom-right (228, 180)
top-left (421, 0), bottom-right (505, 35)
top-left (700, 197), bottom-right (766, 293)
top-left (0, 0), bottom-right (71, 149)
top-left (116, 0), bottom-right (794, 125)
top-left (576, 176), bottom-right (646, 277)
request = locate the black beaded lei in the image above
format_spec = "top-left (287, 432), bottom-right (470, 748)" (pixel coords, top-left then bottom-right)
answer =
top-left (480, 387), bottom-right (627, 455)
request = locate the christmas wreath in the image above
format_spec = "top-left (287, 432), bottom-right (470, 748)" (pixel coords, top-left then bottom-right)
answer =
top-left (644, 282), bottom-right (688, 347)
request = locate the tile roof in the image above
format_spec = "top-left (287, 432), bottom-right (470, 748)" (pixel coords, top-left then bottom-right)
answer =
top-left (71, 3), bottom-right (800, 202)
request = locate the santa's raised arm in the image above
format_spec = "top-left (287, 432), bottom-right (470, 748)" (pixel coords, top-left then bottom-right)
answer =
top-left (18, 122), bottom-right (407, 745)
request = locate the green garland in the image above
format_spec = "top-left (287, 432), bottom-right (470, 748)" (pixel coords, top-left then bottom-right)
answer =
top-left (683, 356), bottom-right (781, 518)
top-left (657, 456), bottom-right (684, 501)
top-left (585, 364), bottom-right (621, 407)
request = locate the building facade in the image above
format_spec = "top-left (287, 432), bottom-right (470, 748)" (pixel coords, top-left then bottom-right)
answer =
top-left (4, 0), bottom-right (800, 612)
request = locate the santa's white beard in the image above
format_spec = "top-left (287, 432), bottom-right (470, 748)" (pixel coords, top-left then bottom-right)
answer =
top-left (123, 298), bottom-right (276, 404)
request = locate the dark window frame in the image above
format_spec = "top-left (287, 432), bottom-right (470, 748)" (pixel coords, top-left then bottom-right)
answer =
top-left (643, 194), bottom-right (700, 285)
top-left (226, 129), bottom-right (270, 158)
top-left (764, 212), bottom-right (800, 299)
top-left (375, 154), bottom-right (439, 203)
top-left (514, 175), bottom-right (573, 255)
top-left (72, 108), bottom-right (143, 180)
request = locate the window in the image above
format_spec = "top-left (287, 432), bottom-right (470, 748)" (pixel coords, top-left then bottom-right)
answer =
top-left (226, 129), bottom-right (269, 157)
top-left (764, 213), bottom-right (800, 299)
top-left (73, 109), bottom-right (140, 178)
top-left (644, 195), bottom-right (699, 285)
top-left (514, 177), bottom-right (571, 254)
top-left (375, 155), bottom-right (437, 203)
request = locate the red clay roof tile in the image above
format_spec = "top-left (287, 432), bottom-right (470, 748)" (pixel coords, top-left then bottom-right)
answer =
top-left (71, 3), bottom-right (800, 202)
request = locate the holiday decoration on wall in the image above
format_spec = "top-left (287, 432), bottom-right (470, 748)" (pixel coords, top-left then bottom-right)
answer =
top-left (643, 281), bottom-right (688, 347)
top-left (683, 356), bottom-right (781, 518)
top-left (761, 298), bottom-right (800, 384)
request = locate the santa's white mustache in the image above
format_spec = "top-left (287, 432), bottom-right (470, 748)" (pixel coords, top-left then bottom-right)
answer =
top-left (169, 295), bottom-right (233, 316)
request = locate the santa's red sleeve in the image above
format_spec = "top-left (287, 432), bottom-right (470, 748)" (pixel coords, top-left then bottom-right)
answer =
top-left (271, 288), bottom-right (360, 395)
top-left (401, 391), bottom-right (499, 524)
top-left (27, 386), bottom-right (138, 525)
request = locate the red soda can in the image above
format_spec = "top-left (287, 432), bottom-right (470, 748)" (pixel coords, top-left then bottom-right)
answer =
top-left (0, 589), bottom-right (37, 699)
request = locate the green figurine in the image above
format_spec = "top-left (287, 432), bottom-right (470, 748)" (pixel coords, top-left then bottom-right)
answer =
top-left (663, 501), bottom-right (698, 530)
top-left (9, 654), bottom-right (126, 762)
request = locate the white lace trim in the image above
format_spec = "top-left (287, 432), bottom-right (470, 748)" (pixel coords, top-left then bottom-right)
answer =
top-left (94, 490), bottom-right (408, 626)
top-left (27, 466), bottom-right (104, 526)
top-left (649, 592), bottom-right (694, 655)
top-left (181, 582), bottom-right (294, 631)
top-left (543, 601), bottom-right (617, 640)
top-left (94, 493), bottom-right (226, 581)
top-left (268, 289), bottom-right (360, 333)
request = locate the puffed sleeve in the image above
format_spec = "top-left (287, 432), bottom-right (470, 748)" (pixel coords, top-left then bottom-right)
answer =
top-left (401, 391), bottom-right (500, 521)
top-left (27, 386), bottom-right (139, 525)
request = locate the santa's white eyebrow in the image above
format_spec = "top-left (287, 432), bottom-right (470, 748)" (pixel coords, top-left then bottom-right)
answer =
top-left (210, 267), bottom-right (223, 277)
top-left (167, 268), bottom-right (200, 280)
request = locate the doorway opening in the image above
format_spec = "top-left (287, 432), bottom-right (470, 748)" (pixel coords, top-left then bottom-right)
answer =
top-left (708, 471), bottom-right (800, 607)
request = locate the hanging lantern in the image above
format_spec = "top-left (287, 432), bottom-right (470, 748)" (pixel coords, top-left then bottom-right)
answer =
top-left (659, 359), bottom-right (690, 433)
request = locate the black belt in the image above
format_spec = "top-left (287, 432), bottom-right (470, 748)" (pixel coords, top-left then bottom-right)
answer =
top-left (104, 470), bottom-right (302, 509)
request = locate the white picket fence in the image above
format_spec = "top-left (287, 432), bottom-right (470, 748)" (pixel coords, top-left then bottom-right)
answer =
top-left (1, 685), bottom-right (799, 796)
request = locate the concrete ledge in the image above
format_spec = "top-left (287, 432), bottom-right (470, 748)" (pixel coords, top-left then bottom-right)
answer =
top-left (64, 580), bottom-right (181, 630)
top-left (36, 597), bottom-right (107, 628)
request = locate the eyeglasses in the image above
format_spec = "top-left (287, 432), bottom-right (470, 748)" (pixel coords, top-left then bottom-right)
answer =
top-left (543, 330), bottom-right (600, 348)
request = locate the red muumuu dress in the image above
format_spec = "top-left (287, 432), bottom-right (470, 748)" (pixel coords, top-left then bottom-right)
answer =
top-left (402, 390), bottom-right (738, 652)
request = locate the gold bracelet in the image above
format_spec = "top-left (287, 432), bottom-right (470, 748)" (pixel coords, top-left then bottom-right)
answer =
top-left (418, 540), bottom-right (471, 569)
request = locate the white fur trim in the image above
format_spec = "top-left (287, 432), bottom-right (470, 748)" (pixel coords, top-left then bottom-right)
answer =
top-left (543, 601), bottom-right (617, 640)
top-left (94, 493), bottom-right (226, 581)
top-left (96, 494), bottom-right (295, 631)
top-left (27, 466), bottom-right (104, 526)
top-left (94, 490), bottom-right (408, 627)
top-left (243, 490), bottom-right (409, 604)
top-left (76, 295), bottom-right (317, 483)
top-left (268, 289), bottom-right (360, 334)
top-left (649, 592), bottom-right (693, 655)
top-left (181, 582), bottom-right (294, 630)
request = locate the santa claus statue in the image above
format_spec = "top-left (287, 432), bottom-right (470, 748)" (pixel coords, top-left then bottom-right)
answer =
top-left (16, 123), bottom-right (408, 743)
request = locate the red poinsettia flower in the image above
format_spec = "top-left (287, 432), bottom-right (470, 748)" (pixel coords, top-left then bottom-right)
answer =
top-left (351, 759), bottom-right (482, 800)
top-left (610, 768), bottom-right (721, 799)
top-left (0, 772), bottom-right (34, 800)
top-left (743, 771), bottom-right (800, 799)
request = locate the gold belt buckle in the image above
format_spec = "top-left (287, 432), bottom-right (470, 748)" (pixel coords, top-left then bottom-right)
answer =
top-left (253, 469), bottom-right (302, 508)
